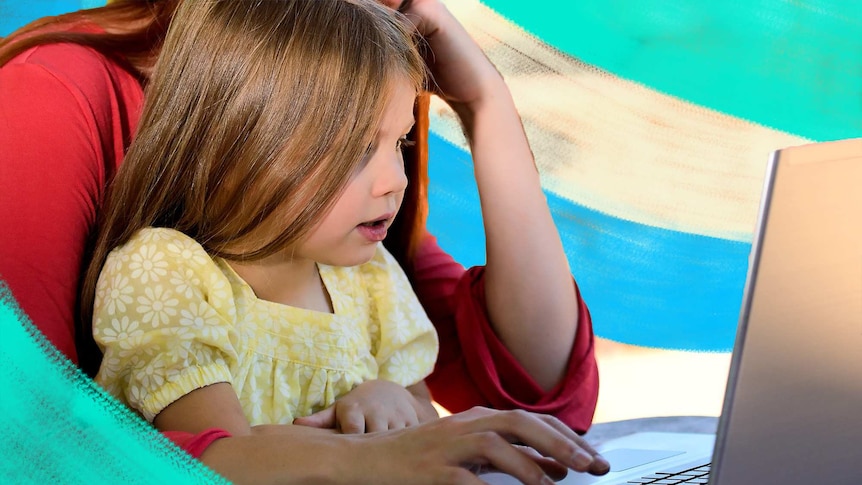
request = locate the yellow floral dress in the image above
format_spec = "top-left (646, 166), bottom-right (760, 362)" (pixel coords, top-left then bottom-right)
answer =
top-left (93, 227), bottom-right (439, 425)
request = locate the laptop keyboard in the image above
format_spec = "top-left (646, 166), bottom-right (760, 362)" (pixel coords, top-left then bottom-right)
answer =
top-left (625, 463), bottom-right (711, 484)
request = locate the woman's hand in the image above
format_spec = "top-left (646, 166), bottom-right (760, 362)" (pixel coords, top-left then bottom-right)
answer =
top-left (346, 407), bottom-right (611, 485)
top-left (293, 380), bottom-right (439, 433)
top-left (383, 0), bottom-right (505, 111)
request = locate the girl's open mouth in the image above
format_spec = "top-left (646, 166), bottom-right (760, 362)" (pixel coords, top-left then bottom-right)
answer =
top-left (357, 218), bottom-right (390, 242)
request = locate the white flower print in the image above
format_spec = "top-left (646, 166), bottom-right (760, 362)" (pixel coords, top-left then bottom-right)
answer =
top-left (126, 384), bottom-right (147, 412)
top-left (139, 356), bottom-right (167, 391)
top-left (327, 319), bottom-right (363, 352)
top-left (116, 331), bottom-right (154, 360)
top-left (251, 307), bottom-right (278, 333)
top-left (170, 268), bottom-right (202, 300)
top-left (97, 354), bottom-right (123, 383)
top-left (276, 376), bottom-right (300, 417)
top-left (383, 306), bottom-right (411, 346)
top-left (98, 315), bottom-right (142, 343)
top-left (128, 244), bottom-right (169, 284)
top-left (367, 319), bottom-right (381, 351)
top-left (288, 321), bottom-right (329, 364)
top-left (100, 253), bottom-right (125, 284)
top-left (304, 370), bottom-right (330, 410)
top-left (141, 228), bottom-right (178, 244)
top-left (206, 272), bottom-right (231, 304)
top-left (383, 350), bottom-right (421, 385)
top-left (108, 248), bottom-right (132, 267)
top-left (165, 338), bottom-right (197, 365)
top-left (165, 239), bottom-right (210, 268)
top-left (101, 273), bottom-right (135, 316)
top-left (179, 301), bottom-right (224, 341)
top-left (136, 285), bottom-right (179, 327)
top-left (246, 386), bottom-right (266, 421)
top-left (415, 343), bottom-right (438, 365)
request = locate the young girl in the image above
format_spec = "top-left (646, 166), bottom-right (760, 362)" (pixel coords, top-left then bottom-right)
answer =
top-left (83, 0), bottom-right (439, 435)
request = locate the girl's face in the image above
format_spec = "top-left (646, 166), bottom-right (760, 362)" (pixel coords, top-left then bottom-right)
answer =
top-left (293, 76), bottom-right (416, 267)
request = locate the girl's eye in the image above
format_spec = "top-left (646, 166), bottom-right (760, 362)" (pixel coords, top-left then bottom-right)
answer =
top-left (396, 136), bottom-right (415, 151)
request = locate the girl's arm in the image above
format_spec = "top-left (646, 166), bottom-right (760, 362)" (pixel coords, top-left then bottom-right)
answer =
top-left (394, 0), bottom-right (580, 391)
top-left (154, 383), bottom-right (252, 436)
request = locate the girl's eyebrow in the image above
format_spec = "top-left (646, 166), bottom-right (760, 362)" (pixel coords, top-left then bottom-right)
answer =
top-left (377, 119), bottom-right (415, 139)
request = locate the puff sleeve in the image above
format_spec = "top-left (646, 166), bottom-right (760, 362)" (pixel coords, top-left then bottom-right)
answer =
top-left (93, 228), bottom-right (239, 422)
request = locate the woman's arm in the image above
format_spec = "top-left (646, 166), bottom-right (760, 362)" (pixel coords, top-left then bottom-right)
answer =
top-left (414, 232), bottom-right (598, 432)
top-left (201, 406), bottom-right (608, 485)
top-left (394, 0), bottom-right (581, 391)
top-left (157, 384), bottom-right (608, 484)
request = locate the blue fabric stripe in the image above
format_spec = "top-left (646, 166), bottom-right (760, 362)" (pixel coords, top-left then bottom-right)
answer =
top-left (427, 133), bottom-right (748, 351)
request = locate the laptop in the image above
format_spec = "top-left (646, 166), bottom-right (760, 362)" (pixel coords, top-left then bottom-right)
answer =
top-left (482, 137), bottom-right (862, 485)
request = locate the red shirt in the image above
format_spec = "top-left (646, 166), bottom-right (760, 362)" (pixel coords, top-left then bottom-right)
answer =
top-left (0, 40), bottom-right (598, 455)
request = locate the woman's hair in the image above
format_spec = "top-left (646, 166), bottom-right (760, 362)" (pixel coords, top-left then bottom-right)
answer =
top-left (0, 0), bottom-right (179, 76)
top-left (77, 0), bottom-right (427, 374)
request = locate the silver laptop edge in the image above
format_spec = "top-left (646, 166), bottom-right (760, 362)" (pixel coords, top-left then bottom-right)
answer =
top-left (708, 149), bottom-right (780, 484)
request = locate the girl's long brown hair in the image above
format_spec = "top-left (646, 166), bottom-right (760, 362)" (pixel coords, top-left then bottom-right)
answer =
top-left (1, 0), bottom-right (430, 376)
top-left (68, 0), bottom-right (429, 376)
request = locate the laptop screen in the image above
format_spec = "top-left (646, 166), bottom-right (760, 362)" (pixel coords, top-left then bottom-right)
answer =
top-left (712, 138), bottom-right (862, 485)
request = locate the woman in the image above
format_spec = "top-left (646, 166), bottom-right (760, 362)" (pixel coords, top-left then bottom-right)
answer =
top-left (0, 0), bottom-right (604, 482)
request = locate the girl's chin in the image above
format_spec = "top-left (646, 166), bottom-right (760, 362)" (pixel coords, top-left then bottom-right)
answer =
top-left (317, 246), bottom-right (377, 268)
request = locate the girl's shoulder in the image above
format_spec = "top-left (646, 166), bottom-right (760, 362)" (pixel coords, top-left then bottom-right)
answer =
top-left (116, 226), bottom-right (204, 251)
top-left (106, 227), bottom-right (218, 276)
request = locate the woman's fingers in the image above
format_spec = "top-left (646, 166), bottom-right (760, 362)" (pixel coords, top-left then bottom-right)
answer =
top-left (450, 432), bottom-right (553, 485)
top-left (534, 414), bottom-right (609, 475)
top-left (456, 408), bottom-right (609, 475)
top-left (345, 407), bottom-right (607, 485)
top-left (514, 445), bottom-right (570, 481)
top-left (378, 0), bottom-right (402, 9)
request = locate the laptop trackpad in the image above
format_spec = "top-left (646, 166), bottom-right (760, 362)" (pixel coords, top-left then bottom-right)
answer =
top-left (602, 448), bottom-right (685, 471)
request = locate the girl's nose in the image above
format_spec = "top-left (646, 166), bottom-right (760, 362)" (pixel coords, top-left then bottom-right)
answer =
top-left (372, 152), bottom-right (408, 197)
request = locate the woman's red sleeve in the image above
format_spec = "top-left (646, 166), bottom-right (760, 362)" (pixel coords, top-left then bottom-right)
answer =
top-left (162, 429), bottom-right (232, 459)
top-left (414, 232), bottom-right (599, 433)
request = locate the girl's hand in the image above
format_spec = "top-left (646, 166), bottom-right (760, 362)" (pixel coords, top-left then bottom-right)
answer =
top-left (346, 406), bottom-right (611, 485)
top-left (293, 379), bottom-right (439, 433)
